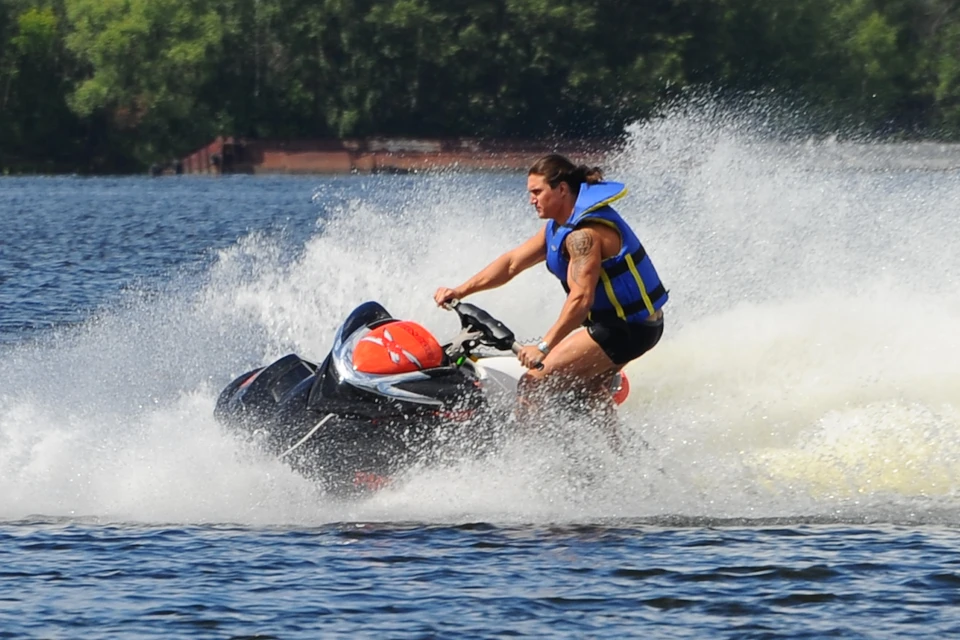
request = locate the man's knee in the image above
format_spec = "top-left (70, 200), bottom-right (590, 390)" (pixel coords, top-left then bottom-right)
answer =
top-left (517, 370), bottom-right (561, 402)
top-left (517, 371), bottom-right (542, 397)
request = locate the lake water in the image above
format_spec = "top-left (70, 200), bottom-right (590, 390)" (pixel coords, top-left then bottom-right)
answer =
top-left (2, 114), bottom-right (960, 637)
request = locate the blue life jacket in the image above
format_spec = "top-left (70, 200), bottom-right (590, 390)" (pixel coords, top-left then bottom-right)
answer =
top-left (544, 181), bottom-right (668, 324)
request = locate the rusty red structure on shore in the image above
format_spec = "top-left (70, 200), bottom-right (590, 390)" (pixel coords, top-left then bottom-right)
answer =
top-left (177, 137), bottom-right (614, 175)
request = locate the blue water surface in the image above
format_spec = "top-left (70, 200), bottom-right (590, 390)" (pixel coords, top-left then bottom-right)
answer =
top-left (3, 520), bottom-right (960, 638)
top-left (1, 176), bottom-right (348, 340)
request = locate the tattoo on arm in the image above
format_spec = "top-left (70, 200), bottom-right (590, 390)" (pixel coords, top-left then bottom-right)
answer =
top-left (567, 230), bottom-right (595, 287)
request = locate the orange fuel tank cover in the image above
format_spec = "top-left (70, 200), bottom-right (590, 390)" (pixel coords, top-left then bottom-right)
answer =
top-left (352, 320), bottom-right (444, 374)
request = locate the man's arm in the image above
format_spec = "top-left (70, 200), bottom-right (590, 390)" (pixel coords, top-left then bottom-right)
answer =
top-left (540, 228), bottom-right (602, 348)
top-left (435, 227), bottom-right (546, 304)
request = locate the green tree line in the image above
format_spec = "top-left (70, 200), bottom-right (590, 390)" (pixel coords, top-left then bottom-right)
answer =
top-left (2, 0), bottom-right (960, 173)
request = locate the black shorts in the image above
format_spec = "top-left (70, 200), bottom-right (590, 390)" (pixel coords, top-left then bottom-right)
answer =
top-left (587, 315), bottom-right (664, 366)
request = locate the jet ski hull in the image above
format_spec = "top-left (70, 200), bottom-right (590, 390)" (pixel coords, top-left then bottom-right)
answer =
top-left (214, 300), bottom-right (627, 494)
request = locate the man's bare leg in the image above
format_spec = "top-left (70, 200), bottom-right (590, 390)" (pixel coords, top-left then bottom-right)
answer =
top-left (516, 329), bottom-right (623, 452)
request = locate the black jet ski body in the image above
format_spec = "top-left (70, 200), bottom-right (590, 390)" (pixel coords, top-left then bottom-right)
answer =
top-left (214, 301), bottom-right (532, 494)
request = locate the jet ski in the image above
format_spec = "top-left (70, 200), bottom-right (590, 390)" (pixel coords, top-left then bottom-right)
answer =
top-left (214, 300), bottom-right (630, 494)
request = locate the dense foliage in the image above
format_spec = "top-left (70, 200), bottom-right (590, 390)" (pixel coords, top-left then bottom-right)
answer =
top-left (3, 0), bottom-right (960, 172)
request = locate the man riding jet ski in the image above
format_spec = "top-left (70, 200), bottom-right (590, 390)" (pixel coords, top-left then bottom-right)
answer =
top-left (214, 300), bottom-right (629, 494)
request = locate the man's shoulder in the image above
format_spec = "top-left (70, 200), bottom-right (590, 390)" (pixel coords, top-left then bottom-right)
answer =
top-left (565, 218), bottom-right (621, 260)
top-left (572, 218), bottom-right (620, 239)
top-left (562, 225), bottom-right (607, 257)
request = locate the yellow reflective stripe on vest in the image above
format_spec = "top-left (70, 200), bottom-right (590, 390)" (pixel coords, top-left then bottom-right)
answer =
top-left (625, 252), bottom-right (655, 315)
top-left (599, 270), bottom-right (627, 320)
top-left (580, 188), bottom-right (629, 216)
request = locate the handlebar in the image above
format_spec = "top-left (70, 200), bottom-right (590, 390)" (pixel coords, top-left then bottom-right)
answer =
top-left (443, 299), bottom-right (544, 370)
